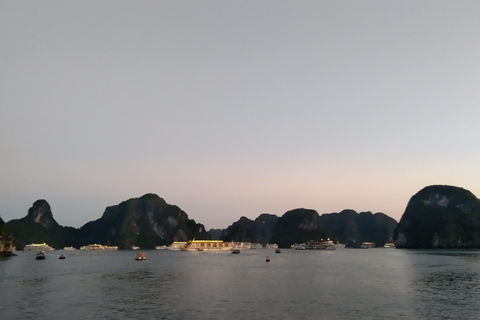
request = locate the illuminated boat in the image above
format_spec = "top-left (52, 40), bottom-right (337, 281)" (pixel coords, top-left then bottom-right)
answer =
top-left (292, 239), bottom-right (338, 250)
top-left (80, 244), bottom-right (106, 251)
top-left (180, 240), bottom-right (233, 251)
top-left (24, 243), bottom-right (54, 251)
top-left (165, 242), bottom-right (186, 250)
top-left (360, 242), bottom-right (375, 249)
top-left (135, 252), bottom-right (146, 260)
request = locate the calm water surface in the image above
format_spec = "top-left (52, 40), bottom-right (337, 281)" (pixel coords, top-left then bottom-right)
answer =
top-left (1, 248), bottom-right (480, 319)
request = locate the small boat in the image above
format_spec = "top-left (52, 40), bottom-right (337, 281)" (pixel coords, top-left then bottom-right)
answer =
top-left (266, 255), bottom-right (270, 262)
top-left (135, 252), bottom-right (146, 261)
top-left (275, 248), bottom-right (281, 253)
top-left (231, 249), bottom-right (240, 254)
top-left (59, 254), bottom-right (66, 259)
top-left (36, 251), bottom-right (46, 260)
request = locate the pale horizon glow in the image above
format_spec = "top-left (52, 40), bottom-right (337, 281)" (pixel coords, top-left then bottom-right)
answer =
top-left (1, 1), bottom-right (480, 230)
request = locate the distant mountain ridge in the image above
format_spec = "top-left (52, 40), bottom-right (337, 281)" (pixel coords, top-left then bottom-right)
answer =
top-left (6, 185), bottom-right (480, 250)
top-left (221, 208), bottom-right (397, 248)
top-left (6, 193), bottom-right (397, 250)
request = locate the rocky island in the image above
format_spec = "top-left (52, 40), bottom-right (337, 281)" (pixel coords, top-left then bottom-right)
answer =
top-left (393, 185), bottom-right (480, 248)
top-left (0, 216), bottom-right (16, 256)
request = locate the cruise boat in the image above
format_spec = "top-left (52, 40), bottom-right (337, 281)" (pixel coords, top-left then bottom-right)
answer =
top-left (155, 245), bottom-right (166, 250)
top-left (63, 246), bottom-right (76, 250)
top-left (80, 244), bottom-right (106, 250)
top-left (131, 246), bottom-right (140, 250)
top-left (360, 242), bottom-right (376, 249)
top-left (104, 246), bottom-right (119, 250)
top-left (291, 243), bottom-right (306, 250)
top-left (325, 244), bottom-right (339, 250)
top-left (291, 239), bottom-right (338, 250)
top-left (231, 242), bottom-right (252, 250)
top-left (166, 242), bottom-right (186, 250)
top-left (24, 243), bottom-right (54, 251)
top-left (250, 243), bottom-right (264, 249)
top-left (265, 243), bottom-right (279, 249)
top-left (180, 240), bottom-right (233, 251)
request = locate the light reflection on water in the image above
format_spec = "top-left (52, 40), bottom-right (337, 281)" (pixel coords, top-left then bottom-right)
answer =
top-left (1, 249), bottom-right (480, 319)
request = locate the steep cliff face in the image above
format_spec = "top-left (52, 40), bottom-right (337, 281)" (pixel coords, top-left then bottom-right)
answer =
top-left (0, 216), bottom-right (16, 255)
top-left (321, 210), bottom-right (397, 247)
top-left (6, 200), bottom-right (66, 249)
top-left (393, 185), bottom-right (480, 248)
top-left (26, 200), bottom-right (59, 229)
top-left (270, 208), bottom-right (330, 248)
top-left (80, 193), bottom-right (210, 248)
top-left (220, 213), bottom-right (278, 245)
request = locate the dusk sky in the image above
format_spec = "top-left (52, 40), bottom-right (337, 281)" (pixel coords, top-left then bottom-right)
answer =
top-left (1, 1), bottom-right (479, 230)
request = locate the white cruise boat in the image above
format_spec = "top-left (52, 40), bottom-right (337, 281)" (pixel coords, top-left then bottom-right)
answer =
top-left (264, 243), bottom-right (279, 249)
top-left (166, 242), bottom-right (186, 250)
top-left (231, 242), bottom-right (252, 250)
top-left (80, 244), bottom-right (106, 250)
top-left (291, 243), bottom-right (306, 250)
top-left (292, 239), bottom-right (338, 250)
top-left (24, 243), bottom-right (54, 251)
top-left (63, 246), bottom-right (76, 250)
top-left (180, 240), bottom-right (233, 251)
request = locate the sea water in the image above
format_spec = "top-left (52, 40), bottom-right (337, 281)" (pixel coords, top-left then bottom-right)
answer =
top-left (1, 248), bottom-right (480, 320)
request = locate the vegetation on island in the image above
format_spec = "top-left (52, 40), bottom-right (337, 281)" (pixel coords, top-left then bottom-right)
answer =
top-left (270, 209), bottom-right (330, 248)
top-left (393, 185), bottom-right (480, 248)
top-left (0, 216), bottom-right (16, 256)
top-left (220, 214), bottom-right (278, 245)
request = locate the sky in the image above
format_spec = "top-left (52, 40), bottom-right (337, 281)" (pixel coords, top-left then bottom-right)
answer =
top-left (1, 1), bottom-right (480, 230)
